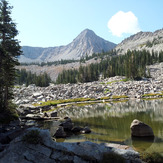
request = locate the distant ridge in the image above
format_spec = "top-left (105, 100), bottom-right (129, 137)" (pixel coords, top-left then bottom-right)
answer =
top-left (19, 29), bottom-right (116, 63)
top-left (115, 28), bottom-right (163, 54)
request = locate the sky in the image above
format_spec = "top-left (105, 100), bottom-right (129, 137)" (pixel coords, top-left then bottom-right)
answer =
top-left (9, 0), bottom-right (163, 47)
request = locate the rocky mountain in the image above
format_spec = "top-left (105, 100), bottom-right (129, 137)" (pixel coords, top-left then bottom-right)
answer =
top-left (115, 28), bottom-right (163, 55)
top-left (19, 29), bottom-right (116, 63)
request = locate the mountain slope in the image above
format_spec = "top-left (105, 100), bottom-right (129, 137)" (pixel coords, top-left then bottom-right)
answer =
top-left (115, 28), bottom-right (163, 55)
top-left (19, 29), bottom-right (116, 63)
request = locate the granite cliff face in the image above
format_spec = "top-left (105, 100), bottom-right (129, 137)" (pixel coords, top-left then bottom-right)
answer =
top-left (115, 28), bottom-right (163, 54)
top-left (19, 29), bottom-right (116, 63)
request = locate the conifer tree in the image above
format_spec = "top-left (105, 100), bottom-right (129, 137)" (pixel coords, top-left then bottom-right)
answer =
top-left (0, 0), bottom-right (22, 112)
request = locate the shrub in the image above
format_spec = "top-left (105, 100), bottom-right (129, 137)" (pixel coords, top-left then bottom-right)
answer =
top-left (22, 129), bottom-right (42, 144)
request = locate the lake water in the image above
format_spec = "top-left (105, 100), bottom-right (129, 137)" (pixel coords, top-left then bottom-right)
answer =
top-left (41, 99), bottom-right (163, 153)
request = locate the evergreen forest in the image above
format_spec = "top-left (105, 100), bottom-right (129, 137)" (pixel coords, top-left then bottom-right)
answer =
top-left (56, 50), bottom-right (163, 84)
top-left (16, 69), bottom-right (51, 87)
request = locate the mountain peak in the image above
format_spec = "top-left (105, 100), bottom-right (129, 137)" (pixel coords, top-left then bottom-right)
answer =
top-left (81, 28), bottom-right (95, 35)
top-left (20, 29), bottom-right (116, 63)
top-left (75, 29), bottom-right (96, 40)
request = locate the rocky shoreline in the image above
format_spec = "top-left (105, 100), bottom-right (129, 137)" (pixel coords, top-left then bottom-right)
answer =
top-left (0, 127), bottom-right (141, 163)
top-left (13, 63), bottom-right (163, 107)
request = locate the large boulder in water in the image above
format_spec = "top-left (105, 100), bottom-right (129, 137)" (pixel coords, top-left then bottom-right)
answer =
top-left (130, 119), bottom-right (154, 137)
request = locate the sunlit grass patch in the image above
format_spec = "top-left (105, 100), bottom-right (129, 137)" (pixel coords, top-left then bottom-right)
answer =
top-left (100, 78), bottom-right (129, 85)
top-left (33, 98), bottom-right (96, 107)
top-left (106, 78), bottom-right (129, 85)
top-left (100, 97), bottom-right (110, 100)
top-left (142, 93), bottom-right (163, 98)
top-left (104, 88), bottom-right (111, 94)
top-left (33, 95), bottom-right (130, 109)
top-left (112, 95), bottom-right (129, 99)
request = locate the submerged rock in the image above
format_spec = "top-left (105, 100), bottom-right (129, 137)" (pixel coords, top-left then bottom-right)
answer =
top-left (130, 119), bottom-right (154, 137)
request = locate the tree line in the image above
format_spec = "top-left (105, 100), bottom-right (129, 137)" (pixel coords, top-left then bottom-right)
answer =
top-left (15, 69), bottom-right (51, 87)
top-left (56, 50), bottom-right (163, 84)
top-left (21, 59), bottom-right (79, 67)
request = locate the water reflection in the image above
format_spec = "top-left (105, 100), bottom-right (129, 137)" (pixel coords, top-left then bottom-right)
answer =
top-left (131, 136), bottom-right (154, 152)
top-left (42, 99), bottom-right (163, 153)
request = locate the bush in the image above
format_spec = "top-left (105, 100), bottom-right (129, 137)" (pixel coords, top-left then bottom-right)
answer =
top-left (22, 129), bottom-right (42, 144)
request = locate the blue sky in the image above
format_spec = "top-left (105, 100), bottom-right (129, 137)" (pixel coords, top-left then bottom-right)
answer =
top-left (9, 0), bottom-right (163, 47)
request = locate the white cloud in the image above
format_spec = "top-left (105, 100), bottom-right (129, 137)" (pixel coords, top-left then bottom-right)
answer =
top-left (107, 11), bottom-right (140, 37)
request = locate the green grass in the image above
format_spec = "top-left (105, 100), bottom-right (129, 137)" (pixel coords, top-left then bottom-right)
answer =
top-left (112, 95), bottom-right (129, 99)
top-left (142, 93), bottom-right (163, 98)
top-left (106, 78), bottom-right (129, 85)
top-left (104, 88), bottom-right (111, 94)
top-left (100, 78), bottom-right (129, 85)
top-left (14, 85), bottom-right (21, 89)
top-left (33, 95), bottom-right (130, 109)
top-left (33, 98), bottom-right (96, 107)
top-left (100, 82), bottom-right (105, 84)
top-left (100, 96), bottom-right (110, 100)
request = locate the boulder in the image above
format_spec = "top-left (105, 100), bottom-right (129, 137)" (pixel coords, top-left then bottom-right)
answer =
top-left (81, 126), bottom-right (91, 134)
top-left (130, 119), bottom-right (154, 137)
top-left (43, 112), bottom-right (49, 117)
top-left (0, 128), bottom-right (141, 163)
top-left (54, 126), bottom-right (67, 138)
top-left (64, 117), bottom-right (72, 122)
top-left (71, 126), bottom-right (83, 133)
top-left (60, 117), bottom-right (74, 131)
top-left (50, 111), bottom-right (57, 117)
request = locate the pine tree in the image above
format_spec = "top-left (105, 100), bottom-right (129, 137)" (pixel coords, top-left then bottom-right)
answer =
top-left (0, 0), bottom-right (22, 112)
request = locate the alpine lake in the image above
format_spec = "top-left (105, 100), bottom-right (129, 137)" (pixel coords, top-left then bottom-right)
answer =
top-left (39, 99), bottom-right (163, 154)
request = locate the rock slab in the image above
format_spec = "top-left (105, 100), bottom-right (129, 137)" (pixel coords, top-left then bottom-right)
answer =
top-left (0, 128), bottom-right (141, 163)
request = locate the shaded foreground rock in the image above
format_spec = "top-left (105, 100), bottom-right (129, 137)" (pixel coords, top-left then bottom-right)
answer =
top-left (0, 128), bottom-right (141, 163)
top-left (130, 119), bottom-right (154, 137)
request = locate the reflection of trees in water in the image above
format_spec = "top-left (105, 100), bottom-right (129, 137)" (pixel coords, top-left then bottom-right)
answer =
top-left (58, 99), bottom-right (163, 120)
top-left (56, 99), bottom-right (163, 144)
